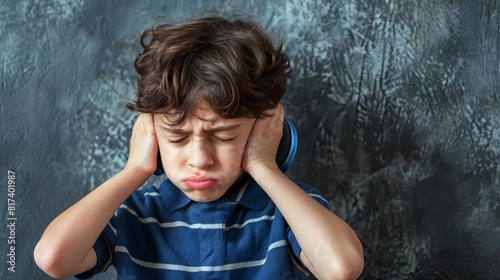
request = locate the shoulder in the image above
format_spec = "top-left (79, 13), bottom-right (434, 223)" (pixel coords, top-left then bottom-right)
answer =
top-left (127, 185), bottom-right (161, 202)
top-left (293, 181), bottom-right (322, 196)
top-left (121, 185), bottom-right (163, 214)
top-left (294, 182), bottom-right (319, 193)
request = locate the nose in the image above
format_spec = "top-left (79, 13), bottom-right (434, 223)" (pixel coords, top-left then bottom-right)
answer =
top-left (188, 140), bottom-right (214, 169)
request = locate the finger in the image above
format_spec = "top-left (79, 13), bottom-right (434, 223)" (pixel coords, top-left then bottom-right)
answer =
top-left (268, 104), bottom-right (283, 133)
top-left (138, 114), bottom-right (155, 132)
top-left (274, 104), bottom-right (284, 126)
top-left (278, 103), bottom-right (284, 117)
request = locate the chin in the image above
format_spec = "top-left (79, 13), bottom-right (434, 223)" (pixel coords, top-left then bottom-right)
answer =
top-left (186, 189), bottom-right (226, 203)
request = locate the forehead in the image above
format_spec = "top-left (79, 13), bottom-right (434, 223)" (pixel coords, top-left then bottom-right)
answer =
top-left (159, 100), bottom-right (231, 126)
top-left (189, 100), bottom-right (219, 121)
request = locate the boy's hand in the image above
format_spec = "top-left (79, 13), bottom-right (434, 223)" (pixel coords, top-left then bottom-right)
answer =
top-left (242, 104), bottom-right (284, 175)
top-left (125, 113), bottom-right (158, 176)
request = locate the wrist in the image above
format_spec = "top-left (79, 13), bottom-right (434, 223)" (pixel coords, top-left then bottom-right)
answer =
top-left (246, 161), bottom-right (282, 179)
top-left (122, 163), bottom-right (153, 183)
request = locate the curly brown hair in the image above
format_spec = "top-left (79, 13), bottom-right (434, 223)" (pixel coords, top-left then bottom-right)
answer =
top-left (126, 16), bottom-right (292, 124)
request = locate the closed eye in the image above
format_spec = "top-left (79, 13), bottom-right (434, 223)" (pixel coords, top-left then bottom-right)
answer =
top-left (213, 136), bottom-right (234, 142)
top-left (168, 137), bottom-right (189, 143)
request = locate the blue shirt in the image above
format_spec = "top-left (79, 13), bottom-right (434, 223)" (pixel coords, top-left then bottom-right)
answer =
top-left (76, 179), bottom-right (329, 279)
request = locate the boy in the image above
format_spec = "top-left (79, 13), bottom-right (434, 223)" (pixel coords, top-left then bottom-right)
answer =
top-left (34, 16), bottom-right (363, 279)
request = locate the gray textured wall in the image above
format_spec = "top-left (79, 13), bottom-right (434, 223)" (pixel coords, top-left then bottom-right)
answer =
top-left (1, 0), bottom-right (499, 279)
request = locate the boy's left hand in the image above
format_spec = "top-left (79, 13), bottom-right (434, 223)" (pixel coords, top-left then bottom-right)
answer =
top-left (242, 104), bottom-right (284, 174)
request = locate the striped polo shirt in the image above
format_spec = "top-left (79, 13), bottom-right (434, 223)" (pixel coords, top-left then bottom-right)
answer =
top-left (76, 179), bottom-right (329, 279)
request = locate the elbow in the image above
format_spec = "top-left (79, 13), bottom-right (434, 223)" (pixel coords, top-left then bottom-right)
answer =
top-left (331, 252), bottom-right (365, 280)
top-left (333, 257), bottom-right (364, 280)
top-left (314, 257), bottom-right (363, 280)
top-left (313, 249), bottom-right (364, 280)
top-left (34, 241), bottom-right (73, 279)
top-left (333, 243), bottom-right (365, 280)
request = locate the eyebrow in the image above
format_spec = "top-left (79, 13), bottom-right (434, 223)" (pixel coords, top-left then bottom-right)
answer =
top-left (160, 124), bottom-right (241, 134)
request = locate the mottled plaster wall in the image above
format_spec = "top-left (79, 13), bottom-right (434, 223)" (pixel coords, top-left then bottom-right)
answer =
top-left (1, 0), bottom-right (499, 279)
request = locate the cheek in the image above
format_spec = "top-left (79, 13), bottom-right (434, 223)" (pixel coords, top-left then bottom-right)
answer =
top-left (225, 129), bottom-right (251, 170)
top-left (158, 144), bottom-right (185, 173)
top-left (220, 144), bottom-right (245, 173)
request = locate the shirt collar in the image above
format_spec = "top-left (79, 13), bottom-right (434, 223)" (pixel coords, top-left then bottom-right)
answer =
top-left (158, 178), bottom-right (270, 212)
top-left (237, 179), bottom-right (270, 210)
top-left (158, 179), bottom-right (192, 213)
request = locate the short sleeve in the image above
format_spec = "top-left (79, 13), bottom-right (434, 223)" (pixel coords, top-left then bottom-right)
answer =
top-left (74, 216), bottom-right (118, 279)
top-left (286, 183), bottom-right (330, 267)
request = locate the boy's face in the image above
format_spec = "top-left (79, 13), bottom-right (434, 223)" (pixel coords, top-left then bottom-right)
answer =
top-left (154, 100), bottom-right (256, 202)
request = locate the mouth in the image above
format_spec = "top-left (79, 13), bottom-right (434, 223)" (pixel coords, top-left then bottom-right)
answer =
top-left (183, 176), bottom-right (218, 190)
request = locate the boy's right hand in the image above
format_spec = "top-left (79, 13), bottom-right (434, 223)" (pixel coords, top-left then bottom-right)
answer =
top-left (125, 113), bottom-right (158, 176)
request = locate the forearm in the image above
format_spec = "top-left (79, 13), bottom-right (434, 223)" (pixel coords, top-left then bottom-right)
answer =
top-left (249, 164), bottom-right (364, 280)
top-left (34, 165), bottom-right (150, 278)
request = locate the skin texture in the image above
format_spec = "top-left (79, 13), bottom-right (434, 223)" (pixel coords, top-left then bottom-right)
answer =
top-left (34, 101), bottom-right (364, 279)
top-left (154, 100), bottom-right (255, 202)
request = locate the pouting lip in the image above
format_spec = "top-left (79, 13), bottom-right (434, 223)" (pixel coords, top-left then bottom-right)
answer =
top-left (182, 176), bottom-right (218, 182)
top-left (183, 176), bottom-right (218, 190)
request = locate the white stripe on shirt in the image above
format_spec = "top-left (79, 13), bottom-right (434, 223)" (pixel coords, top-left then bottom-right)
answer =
top-left (143, 191), bottom-right (161, 197)
top-left (114, 239), bottom-right (287, 272)
top-left (120, 204), bottom-right (274, 230)
top-left (308, 193), bottom-right (329, 206)
top-left (224, 215), bottom-right (275, 230)
top-left (108, 222), bottom-right (117, 236)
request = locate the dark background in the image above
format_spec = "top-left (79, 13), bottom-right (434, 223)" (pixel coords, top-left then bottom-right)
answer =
top-left (1, 0), bottom-right (500, 279)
